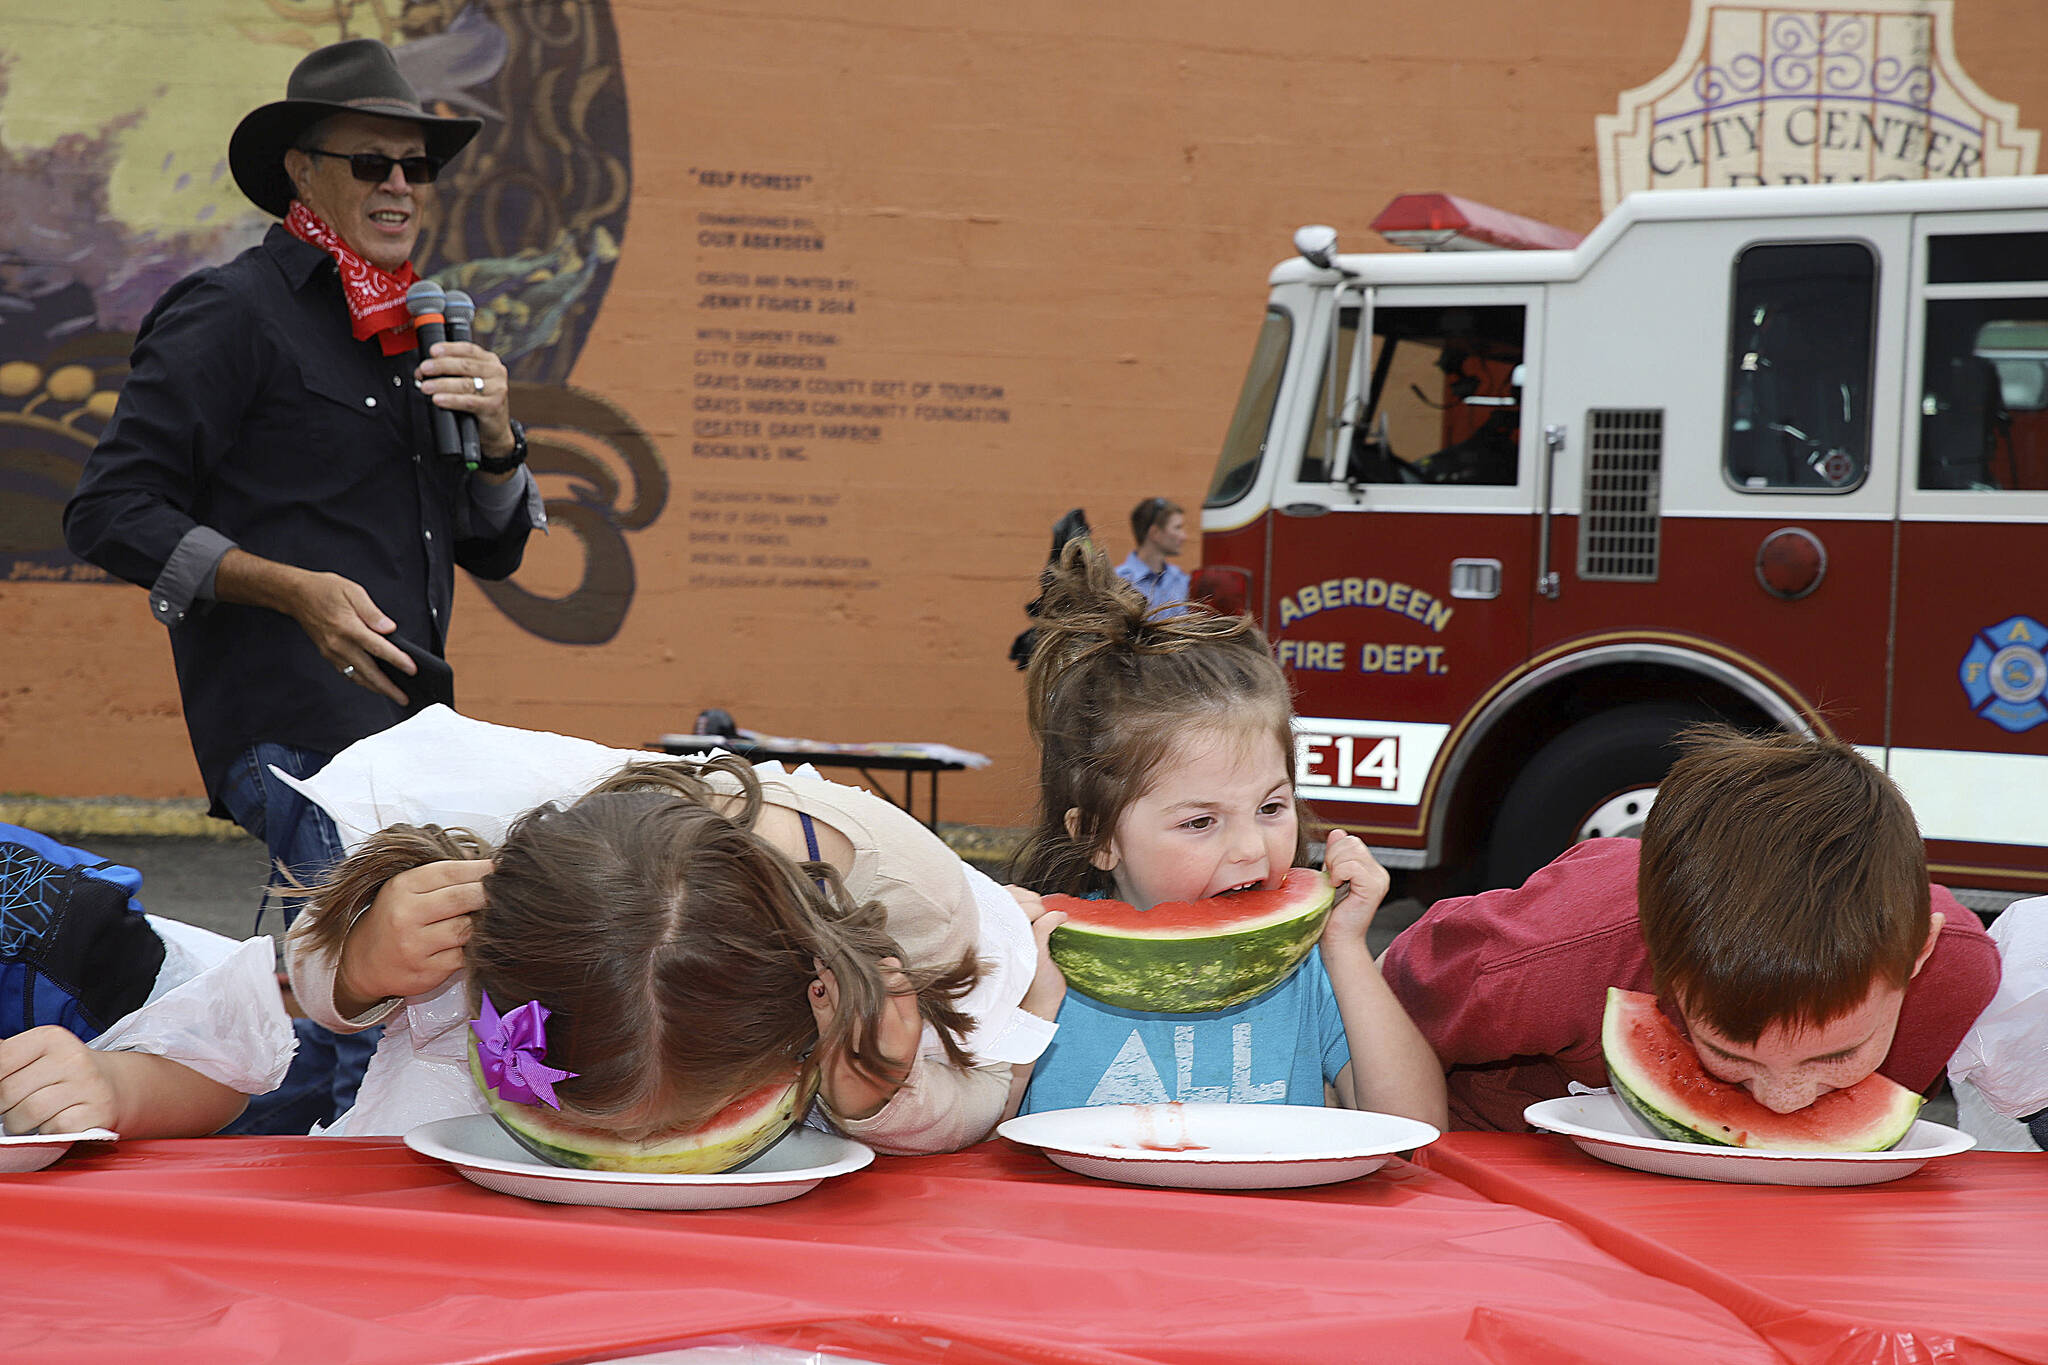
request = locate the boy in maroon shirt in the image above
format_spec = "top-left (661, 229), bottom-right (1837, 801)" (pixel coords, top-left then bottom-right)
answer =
top-left (1382, 727), bottom-right (2000, 1132)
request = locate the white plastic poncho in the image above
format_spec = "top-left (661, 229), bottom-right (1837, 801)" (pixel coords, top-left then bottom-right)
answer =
top-left (276, 706), bottom-right (1044, 1137)
top-left (1947, 895), bottom-right (2048, 1123)
top-left (93, 917), bottom-right (297, 1098)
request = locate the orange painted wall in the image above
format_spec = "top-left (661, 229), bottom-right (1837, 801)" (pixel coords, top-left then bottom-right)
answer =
top-left (2, 1), bottom-right (2040, 827)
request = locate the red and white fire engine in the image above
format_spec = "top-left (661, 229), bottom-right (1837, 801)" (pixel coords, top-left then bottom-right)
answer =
top-left (1199, 181), bottom-right (2048, 910)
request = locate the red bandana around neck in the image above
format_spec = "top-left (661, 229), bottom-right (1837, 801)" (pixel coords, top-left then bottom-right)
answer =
top-left (284, 201), bottom-right (422, 356)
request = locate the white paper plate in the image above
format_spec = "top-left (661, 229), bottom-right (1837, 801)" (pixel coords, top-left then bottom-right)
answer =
top-left (0, 1128), bottom-right (118, 1173)
top-left (997, 1103), bottom-right (1439, 1190)
top-left (1525, 1093), bottom-right (1976, 1185)
top-left (404, 1115), bottom-right (874, 1209)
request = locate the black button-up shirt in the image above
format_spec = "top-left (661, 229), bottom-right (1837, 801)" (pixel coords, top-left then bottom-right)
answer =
top-left (65, 226), bottom-right (540, 812)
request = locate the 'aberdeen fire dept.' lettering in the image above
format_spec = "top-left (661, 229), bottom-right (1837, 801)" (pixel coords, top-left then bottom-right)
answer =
top-left (1277, 577), bottom-right (1452, 632)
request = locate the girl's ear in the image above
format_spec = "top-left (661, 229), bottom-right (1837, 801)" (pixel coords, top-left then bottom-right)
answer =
top-left (1067, 808), bottom-right (1119, 873)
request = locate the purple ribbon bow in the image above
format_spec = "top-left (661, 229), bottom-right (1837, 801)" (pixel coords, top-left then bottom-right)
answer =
top-left (470, 991), bottom-right (578, 1110)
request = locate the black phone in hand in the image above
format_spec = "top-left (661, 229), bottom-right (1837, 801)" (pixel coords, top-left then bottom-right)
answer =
top-left (379, 632), bottom-right (455, 709)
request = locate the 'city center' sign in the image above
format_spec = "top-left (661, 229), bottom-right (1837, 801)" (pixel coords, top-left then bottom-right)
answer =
top-left (1598, 0), bottom-right (2037, 211)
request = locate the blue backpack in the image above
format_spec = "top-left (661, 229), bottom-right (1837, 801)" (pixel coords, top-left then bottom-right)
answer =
top-left (0, 824), bottom-right (165, 1042)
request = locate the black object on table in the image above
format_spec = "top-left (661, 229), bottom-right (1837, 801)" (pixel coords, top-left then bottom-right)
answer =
top-left (649, 733), bottom-right (972, 829)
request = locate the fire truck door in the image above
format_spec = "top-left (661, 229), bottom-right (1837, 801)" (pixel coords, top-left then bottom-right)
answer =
top-left (1891, 215), bottom-right (2048, 893)
top-left (1269, 287), bottom-right (1542, 851)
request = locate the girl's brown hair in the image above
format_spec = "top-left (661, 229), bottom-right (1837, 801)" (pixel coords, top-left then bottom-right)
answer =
top-left (1008, 539), bottom-right (1307, 896)
top-left (302, 756), bottom-right (979, 1126)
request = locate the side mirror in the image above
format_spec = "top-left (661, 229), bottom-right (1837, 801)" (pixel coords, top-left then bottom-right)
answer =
top-left (1294, 224), bottom-right (1340, 270)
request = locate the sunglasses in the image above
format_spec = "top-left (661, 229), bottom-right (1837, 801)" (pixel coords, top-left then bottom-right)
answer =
top-left (302, 148), bottom-right (446, 185)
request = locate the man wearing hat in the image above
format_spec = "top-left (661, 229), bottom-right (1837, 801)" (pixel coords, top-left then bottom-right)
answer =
top-left (64, 39), bottom-right (544, 1130)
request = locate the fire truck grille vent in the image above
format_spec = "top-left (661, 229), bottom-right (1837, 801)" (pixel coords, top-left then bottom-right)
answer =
top-left (1580, 408), bottom-right (1663, 581)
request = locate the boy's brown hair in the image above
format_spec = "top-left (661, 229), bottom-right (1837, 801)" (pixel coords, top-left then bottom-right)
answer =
top-left (1637, 724), bottom-right (1931, 1044)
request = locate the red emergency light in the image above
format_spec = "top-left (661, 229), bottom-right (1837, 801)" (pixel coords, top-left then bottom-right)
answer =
top-left (1370, 193), bottom-right (1584, 252)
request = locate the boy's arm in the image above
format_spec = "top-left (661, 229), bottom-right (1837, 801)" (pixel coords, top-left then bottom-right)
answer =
top-left (1321, 832), bottom-right (1449, 1131)
top-left (1380, 840), bottom-right (1646, 1071)
top-left (1888, 890), bottom-right (2003, 1092)
top-left (0, 1027), bottom-right (246, 1138)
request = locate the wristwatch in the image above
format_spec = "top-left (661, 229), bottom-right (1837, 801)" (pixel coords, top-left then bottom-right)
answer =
top-left (475, 418), bottom-right (528, 474)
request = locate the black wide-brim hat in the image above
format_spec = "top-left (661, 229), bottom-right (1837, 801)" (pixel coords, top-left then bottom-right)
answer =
top-left (229, 38), bottom-right (483, 218)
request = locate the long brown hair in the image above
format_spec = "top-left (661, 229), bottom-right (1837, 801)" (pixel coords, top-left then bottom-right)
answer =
top-left (301, 756), bottom-right (980, 1125)
top-left (1009, 539), bottom-right (1306, 896)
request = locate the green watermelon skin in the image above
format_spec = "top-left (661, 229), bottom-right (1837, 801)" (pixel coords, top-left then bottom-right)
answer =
top-left (1600, 988), bottom-right (1922, 1153)
top-left (1045, 869), bottom-right (1334, 1013)
top-left (468, 1036), bottom-right (816, 1172)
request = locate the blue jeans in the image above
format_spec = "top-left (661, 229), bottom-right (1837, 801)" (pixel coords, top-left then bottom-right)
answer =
top-left (215, 742), bottom-right (381, 1135)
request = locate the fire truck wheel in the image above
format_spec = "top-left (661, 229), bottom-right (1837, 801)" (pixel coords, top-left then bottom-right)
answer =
top-left (1480, 703), bottom-right (1715, 892)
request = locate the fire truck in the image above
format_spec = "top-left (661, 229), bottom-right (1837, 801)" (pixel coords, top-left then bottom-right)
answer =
top-left (1198, 179), bottom-right (2048, 911)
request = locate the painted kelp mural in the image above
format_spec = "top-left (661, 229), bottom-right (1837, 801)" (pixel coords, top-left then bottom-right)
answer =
top-left (0, 0), bottom-right (660, 644)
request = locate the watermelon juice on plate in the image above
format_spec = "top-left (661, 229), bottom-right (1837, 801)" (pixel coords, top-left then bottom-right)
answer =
top-left (999, 1102), bottom-right (1440, 1190)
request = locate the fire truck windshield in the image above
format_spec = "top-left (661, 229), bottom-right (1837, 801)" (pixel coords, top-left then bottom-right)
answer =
top-left (1207, 307), bottom-right (1292, 507)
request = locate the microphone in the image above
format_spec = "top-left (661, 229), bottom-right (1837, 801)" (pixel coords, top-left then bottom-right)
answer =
top-left (404, 280), bottom-right (465, 464)
top-left (441, 290), bottom-right (483, 470)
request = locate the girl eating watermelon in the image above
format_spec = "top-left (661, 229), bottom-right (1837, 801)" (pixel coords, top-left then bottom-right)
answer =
top-left (1004, 541), bottom-right (1446, 1129)
top-left (279, 709), bottom-right (1060, 1157)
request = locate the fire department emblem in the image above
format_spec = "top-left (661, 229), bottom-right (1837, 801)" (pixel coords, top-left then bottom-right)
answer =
top-left (1960, 616), bottom-right (2048, 733)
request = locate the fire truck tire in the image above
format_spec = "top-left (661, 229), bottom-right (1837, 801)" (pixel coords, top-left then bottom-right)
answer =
top-left (1480, 703), bottom-right (1715, 893)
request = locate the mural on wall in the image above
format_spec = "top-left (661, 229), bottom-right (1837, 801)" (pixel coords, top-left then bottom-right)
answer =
top-left (1598, 0), bottom-right (2039, 211)
top-left (0, 0), bottom-right (660, 645)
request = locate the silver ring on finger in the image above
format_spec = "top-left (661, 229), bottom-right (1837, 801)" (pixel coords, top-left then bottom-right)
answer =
top-left (471, 376), bottom-right (485, 394)
top-left (341, 664), bottom-right (356, 678)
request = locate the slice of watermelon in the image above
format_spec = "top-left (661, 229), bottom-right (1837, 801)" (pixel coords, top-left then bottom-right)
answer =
top-left (468, 1034), bottom-right (817, 1172)
top-left (1601, 987), bottom-right (1922, 1152)
top-left (1044, 867), bottom-right (1334, 1013)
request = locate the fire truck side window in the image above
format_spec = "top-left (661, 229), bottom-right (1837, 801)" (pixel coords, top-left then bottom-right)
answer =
top-left (1348, 304), bottom-right (1524, 486)
top-left (1208, 308), bottom-right (1293, 506)
top-left (1920, 304), bottom-right (2048, 491)
top-left (1724, 241), bottom-right (1876, 492)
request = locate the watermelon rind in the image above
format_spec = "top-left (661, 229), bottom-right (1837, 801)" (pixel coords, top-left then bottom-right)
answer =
top-left (467, 1035), bottom-right (816, 1173)
top-left (1047, 868), bottom-right (1334, 1013)
top-left (1600, 987), bottom-right (1922, 1153)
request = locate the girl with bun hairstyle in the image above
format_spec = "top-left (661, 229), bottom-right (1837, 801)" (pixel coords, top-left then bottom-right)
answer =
top-left (1006, 541), bottom-right (1445, 1127)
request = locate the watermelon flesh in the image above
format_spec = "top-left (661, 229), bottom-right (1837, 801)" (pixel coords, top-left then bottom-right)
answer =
top-left (1045, 867), bottom-right (1333, 1013)
top-left (468, 1035), bottom-right (816, 1172)
top-left (1601, 988), bottom-right (1921, 1152)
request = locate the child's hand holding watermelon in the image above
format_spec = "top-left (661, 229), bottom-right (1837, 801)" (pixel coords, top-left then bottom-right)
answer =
top-left (1000, 887), bottom-right (1069, 1120)
top-left (1320, 830), bottom-right (1392, 948)
top-left (1318, 830), bottom-right (1448, 1129)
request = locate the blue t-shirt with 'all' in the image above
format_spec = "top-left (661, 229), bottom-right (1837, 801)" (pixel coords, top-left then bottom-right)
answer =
top-left (1018, 947), bottom-right (1350, 1114)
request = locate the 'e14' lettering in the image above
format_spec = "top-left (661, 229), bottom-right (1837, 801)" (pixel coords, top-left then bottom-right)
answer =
top-left (1296, 734), bottom-right (1399, 791)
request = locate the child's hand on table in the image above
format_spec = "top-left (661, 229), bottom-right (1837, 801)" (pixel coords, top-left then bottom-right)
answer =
top-left (336, 858), bottom-right (488, 1016)
top-left (0, 1027), bottom-right (118, 1134)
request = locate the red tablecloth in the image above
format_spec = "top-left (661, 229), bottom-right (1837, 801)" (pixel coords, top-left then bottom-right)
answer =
top-left (0, 1135), bottom-right (1780, 1365)
top-left (1418, 1132), bottom-right (2048, 1365)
